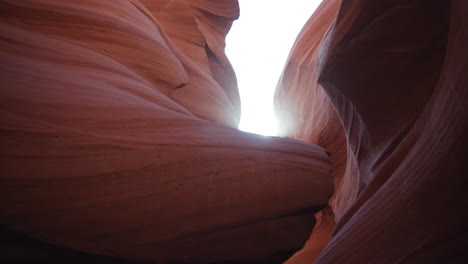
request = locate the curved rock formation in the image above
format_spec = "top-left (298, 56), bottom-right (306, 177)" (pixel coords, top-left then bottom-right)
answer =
top-left (1, 0), bottom-right (467, 263)
top-left (0, 0), bottom-right (332, 263)
top-left (276, 0), bottom-right (468, 263)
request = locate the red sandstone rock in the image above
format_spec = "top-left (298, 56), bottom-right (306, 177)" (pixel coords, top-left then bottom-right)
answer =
top-left (1, 0), bottom-right (467, 263)
top-left (0, 0), bottom-right (332, 263)
top-left (276, 0), bottom-right (468, 263)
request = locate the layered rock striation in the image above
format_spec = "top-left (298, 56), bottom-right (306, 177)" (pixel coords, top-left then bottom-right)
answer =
top-left (0, 0), bottom-right (332, 263)
top-left (276, 0), bottom-right (468, 263)
top-left (1, 0), bottom-right (467, 263)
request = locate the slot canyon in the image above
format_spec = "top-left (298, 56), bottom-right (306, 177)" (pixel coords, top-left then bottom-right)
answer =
top-left (0, 0), bottom-right (467, 263)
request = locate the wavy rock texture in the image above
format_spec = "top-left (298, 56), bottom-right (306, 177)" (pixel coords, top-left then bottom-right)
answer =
top-left (0, 0), bottom-right (333, 263)
top-left (276, 0), bottom-right (468, 263)
top-left (2, 0), bottom-right (467, 263)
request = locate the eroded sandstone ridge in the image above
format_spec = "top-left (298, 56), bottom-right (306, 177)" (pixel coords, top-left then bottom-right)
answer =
top-left (276, 0), bottom-right (468, 263)
top-left (1, 0), bottom-right (467, 263)
top-left (0, 0), bottom-right (332, 263)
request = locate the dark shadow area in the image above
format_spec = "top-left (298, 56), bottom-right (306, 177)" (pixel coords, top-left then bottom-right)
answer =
top-left (0, 226), bottom-right (301, 264)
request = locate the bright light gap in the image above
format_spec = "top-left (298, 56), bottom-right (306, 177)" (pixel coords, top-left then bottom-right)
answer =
top-left (226, 0), bottom-right (321, 136)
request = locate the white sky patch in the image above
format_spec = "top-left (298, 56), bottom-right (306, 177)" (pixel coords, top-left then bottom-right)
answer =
top-left (226, 0), bottom-right (321, 136)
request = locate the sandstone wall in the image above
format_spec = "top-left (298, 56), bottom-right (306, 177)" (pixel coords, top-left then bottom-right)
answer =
top-left (275, 0), bottom-right (468, 263)
top-left (0, 1), bottom-right (332, 263)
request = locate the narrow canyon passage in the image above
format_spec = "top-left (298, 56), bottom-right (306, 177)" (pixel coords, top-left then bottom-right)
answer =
top-left (1, 0), bottom-right (467, 264)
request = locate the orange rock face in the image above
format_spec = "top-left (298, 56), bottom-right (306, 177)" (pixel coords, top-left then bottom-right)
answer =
top-left (1, 0), bottom-right (467, 263)
top-left (276, 0), bottom-right (468, 263)
top-left (0, 0), bottom-right (332, 263)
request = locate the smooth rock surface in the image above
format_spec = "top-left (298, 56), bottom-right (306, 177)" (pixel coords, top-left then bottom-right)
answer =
top-left (0, 0), bottom-right (332, 263)
top-left (1, 0), bottom-right (467, 263)
top-left (275, 0), bottom-right (468, 263)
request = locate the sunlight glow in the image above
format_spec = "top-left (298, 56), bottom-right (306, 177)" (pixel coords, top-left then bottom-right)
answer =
top-left (226, 0), bottom-right (322, 136)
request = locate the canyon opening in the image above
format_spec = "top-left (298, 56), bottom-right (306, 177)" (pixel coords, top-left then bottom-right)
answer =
top-left (226, 0), bottom-right (322, 136)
